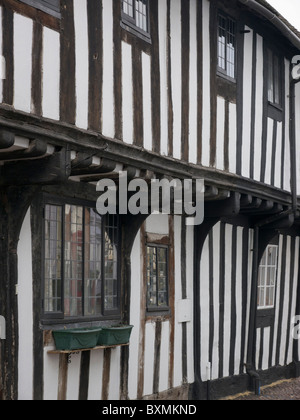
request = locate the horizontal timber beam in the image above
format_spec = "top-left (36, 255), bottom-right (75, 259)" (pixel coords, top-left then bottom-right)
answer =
top-left (0, 106), bottom-right (294, 207)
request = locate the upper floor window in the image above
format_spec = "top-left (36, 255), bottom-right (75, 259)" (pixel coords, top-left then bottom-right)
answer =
top-left (43, 200), bottom-right (120, 322)
top-left (267, 48), bottom-right (282, 107)
top-left (217, 13), bottom-right (236, 80)
top-left (19, 0), bottom-right (61, 18)
top-left (257, 243), bottom-right (279, 310)
top-left (122, 0), bottom-right (150, 38)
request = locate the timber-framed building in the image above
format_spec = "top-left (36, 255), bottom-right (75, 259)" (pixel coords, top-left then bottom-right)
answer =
top-left (1, 0), bottom-right (300, 400)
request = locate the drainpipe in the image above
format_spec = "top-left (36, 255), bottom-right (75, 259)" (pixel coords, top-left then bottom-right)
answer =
top-left (246, 226), bottom-right (261, 396)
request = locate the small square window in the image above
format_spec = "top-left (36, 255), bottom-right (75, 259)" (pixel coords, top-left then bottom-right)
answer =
top-left (146, 245), bottom-right (169, 312)
top-left (217, 13), bottom-right (236, 80)
top-left (122, 0), bottom-right (150, 38)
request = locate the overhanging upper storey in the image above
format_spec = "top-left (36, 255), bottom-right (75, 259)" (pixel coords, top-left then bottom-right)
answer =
top-left (0, 0), bottom-right (299, 214)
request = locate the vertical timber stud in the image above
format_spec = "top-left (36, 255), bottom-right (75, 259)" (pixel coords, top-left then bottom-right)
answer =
top-left (0, 186), bottom-right (39, 400)
top-left (120, 214), bottom-right (148, 400)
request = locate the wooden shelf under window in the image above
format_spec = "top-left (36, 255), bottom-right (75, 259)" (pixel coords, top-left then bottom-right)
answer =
top-left (47, 343), bottom-right (129, 355)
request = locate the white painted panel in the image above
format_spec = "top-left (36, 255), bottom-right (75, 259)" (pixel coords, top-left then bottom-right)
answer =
top-left (14, 14), bottom-right (33, 113)
top-left (186, 225), bottom-right (194, 383)
top-left (74, 0), bottom-right (89, 129)
top-left (234, 227), bottom-right (243, 376)
top-left (66, 353), bottom-right (81, 400)
top-left (264, 118), bottom-right (274, 185)
top-left (201, 0), bottom-right (210, 167)
top-left (253, 35), bottom-right (263, 182)
top-left (244, 229), bottom-right (254, 369)
top-left (122, 42), bottom-right (133, 144)
top-left (272, 235), bottom-right (283, 366)
top-left (200, 236), bottom-right (210, 381)
top-left (284, 59), bottom-right (291, 192)
top-left (159, 321), bottom-right (170, 393)
top-left (145, 214), bottom-right (169, 235)
top-left (159, 0), bottom-right (168, 156)
top-left (212, 223), bottom-right (220, 380)
top-left (228, 103), bottom-right (237, 174)
top-left (18, 210), bottom-right (33, 400)
top-left (177, 299), bottom-right (192, 323)
top-left (88, 350), bottom-right (104, 400)
top-left (108, 348), bottom-right (121, 400)
top-left (279, 236), bottom-right (291, 366)
top-left (241, 27), bottom-right (253, 179)
top-left (44, 352), bottom-right (59, 400)
top-left (170, 0), bottom-right (182, 160)
top-left (189, 0), bottom-right (198, 165)
top-left (142, 52), bottom-right (152, 151)
top-left (274, 122), bottom-right (283, 188)
top-left (102, 0), bottom-right (115, 137)
top-left (262, 327), bottom-right (271, 371)
top-left (216, 96), bottom-right (225, 171)
top-left (173, 216), bottom-right (182, 387)
top-left (128, 232), bottom-right (142, 400)
top-left (223, 224), bottom-right (233, 378)
top-left (256, 328), bottom-right (261, 370)
top-left (42, 27), bottom-right (60, 120)
top-left (143, 322), bottom-right (155, 396)
top-left (287, 238), bottom-right (299, 365)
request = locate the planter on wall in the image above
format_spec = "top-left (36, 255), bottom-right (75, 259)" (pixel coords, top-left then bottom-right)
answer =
top-left (52, 328), bottom-right (103, 351)
top-left (97, 325), bottom-right (134, 346)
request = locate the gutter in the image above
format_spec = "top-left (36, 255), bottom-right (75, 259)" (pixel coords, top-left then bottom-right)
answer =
top-left (238, 0), bottom-right (300, 51)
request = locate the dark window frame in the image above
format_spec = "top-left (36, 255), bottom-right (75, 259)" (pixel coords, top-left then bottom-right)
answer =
top-left (18, 0), bottom-right (61, 18)
top-left (121, 0), bottom-right (151, 43)
top-left (266, 47), bottom-right (283, 109)
top-left (217, 12), bottom-right (237, 82)
top-left (146, 243), bottom-right (170, 314)
top-left (42, 195), bottom-right (121, 325)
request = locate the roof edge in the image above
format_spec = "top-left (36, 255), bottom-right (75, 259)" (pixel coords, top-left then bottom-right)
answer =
top-left (238, 0), bottom-right (300, 51)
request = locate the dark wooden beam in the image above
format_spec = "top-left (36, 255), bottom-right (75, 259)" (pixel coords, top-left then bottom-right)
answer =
top-left (204, 192), bottom-right (241, 218)
top-left (0, 130), bottom-right (14, 149)
top-left (0, 148), bottom-right (71, 186)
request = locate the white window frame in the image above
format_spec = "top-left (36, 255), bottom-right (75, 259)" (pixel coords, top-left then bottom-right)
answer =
top-left (257, 244), bottom-right (279, 310)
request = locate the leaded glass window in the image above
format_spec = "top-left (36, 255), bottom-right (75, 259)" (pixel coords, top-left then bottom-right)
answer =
top-left (43, 201), bottom-right (120, 320)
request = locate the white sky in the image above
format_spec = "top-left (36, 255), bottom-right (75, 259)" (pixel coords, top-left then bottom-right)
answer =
top-left (267, 0), bottom-right (300, 31)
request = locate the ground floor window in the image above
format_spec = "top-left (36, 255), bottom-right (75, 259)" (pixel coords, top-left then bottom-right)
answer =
top-left (146, 244), bottom-right (169, 312)
top-left (43, 199), bottom-right (120, 321)
top-left (257, 242), bottom-right (279, 310)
